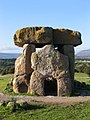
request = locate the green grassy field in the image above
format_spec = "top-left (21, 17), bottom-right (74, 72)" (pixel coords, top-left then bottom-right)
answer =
top-left (75, 73), bottom-right (90, 84)
top-left (74, 73), bottom-right (90, 91)
top-left (0, 74), bottom-right (13, 93)
top-left (0, 74), bottom-right (32, 96)
top-left (0, 73), bottom-right (90, 94)
top-left (0, 73), bottom-right (90, 120)
top-left (0, 101), bottom-right (90, 120)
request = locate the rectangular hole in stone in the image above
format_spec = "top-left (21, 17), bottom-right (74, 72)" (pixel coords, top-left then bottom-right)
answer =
top-left (44, 78), bottom-right (57, 96)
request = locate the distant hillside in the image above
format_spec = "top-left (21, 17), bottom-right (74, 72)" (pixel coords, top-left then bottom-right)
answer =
top-left (0, 50), bottom-right (90, 60)
top-left (75, 50), bottom-right (90, 59)
top-left (0, 53), bottom-right (21, 59)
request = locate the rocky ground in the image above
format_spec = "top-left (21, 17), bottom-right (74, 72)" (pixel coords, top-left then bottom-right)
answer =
top-left (1, 92), bottom-right (90, 106)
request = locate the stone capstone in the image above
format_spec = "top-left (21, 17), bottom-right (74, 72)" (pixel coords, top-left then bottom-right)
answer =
top-left (14, 27), bottom-right (53, 47)
top-left (30, 45), bottom-right (72, 96)
top-left (14, 27), bottom-right (82, 47)
top-left (53, 29), bottom-right (82, 46)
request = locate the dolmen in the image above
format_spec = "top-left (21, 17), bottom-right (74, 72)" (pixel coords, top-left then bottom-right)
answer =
top-left (13, 27), bottom-right (82, 96)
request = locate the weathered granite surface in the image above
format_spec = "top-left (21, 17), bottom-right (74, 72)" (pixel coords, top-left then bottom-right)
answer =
top-left (14, 27), bottom-right (53, 47)
top-left (13, 26), bottom-right (82, 96)
top-left (14, 27), bottom-right (82, 47)
top-left (13, 44), bottom-right (35, 93)
top-left (30, 45), bottom-right (72, 96)
top-left (14, 44), bottom-right (35, 77)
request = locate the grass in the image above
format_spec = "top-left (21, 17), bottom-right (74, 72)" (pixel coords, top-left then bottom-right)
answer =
top-left (74, 73), bottom-right (90, 97)
top-left (0, 74), bottom-right (38, 96)
top-left (75, 72), bottom-right (89, 78)
top-left (75, 72), bottom-right (90, 83)
top-left (75, 72), bottom-right (90, 86)
top-left (0, 74), bottom-right (13, 93)
top-left (0, 101), bottom-right (90, 120)
top-left (0, 73), bottom-right (90, 120)
top-left (0, 73), bottom-right (90, 94)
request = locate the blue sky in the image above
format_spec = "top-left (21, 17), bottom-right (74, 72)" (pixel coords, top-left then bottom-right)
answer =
top-left (0, 0), bottom-right (90, 53)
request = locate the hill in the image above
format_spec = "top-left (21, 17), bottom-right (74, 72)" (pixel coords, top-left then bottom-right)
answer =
top-left (0, 50), bottom-right (90, 60)
top-left (0, 53), bottom-right (21, 59)
top-left (75, 50), bottom-right (90, 60)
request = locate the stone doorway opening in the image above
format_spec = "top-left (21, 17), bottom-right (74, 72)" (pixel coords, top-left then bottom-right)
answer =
top-left (44, 78), bottom-right (57, 96)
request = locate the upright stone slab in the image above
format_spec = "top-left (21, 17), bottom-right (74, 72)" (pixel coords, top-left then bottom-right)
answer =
top-left (13, 44), bottom-right (35, 93)
top-left (62, 45), bottom-right (75, 90)
top-left (30, 45), bottom-right (72, 96)
top-left (29, 71), bottom-right (45, 95)
top-left (14, 44), bottom-right (35, 77)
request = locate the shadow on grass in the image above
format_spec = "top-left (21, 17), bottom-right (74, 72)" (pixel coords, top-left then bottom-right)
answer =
top-left (73, 80), bottom-right (90, 96)
top-left (4, 102), bottom-right (45, 113)
top-left (20, 103), bottom-right (45, 111)
top-left (3, 78), bottom-right (90, 97)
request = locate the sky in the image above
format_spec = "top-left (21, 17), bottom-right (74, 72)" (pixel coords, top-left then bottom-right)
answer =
top-left (0, 0), bottom-right (90, 54)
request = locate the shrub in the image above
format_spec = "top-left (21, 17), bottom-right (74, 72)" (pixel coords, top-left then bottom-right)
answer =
top-left (86, 66), bottom-right (90, 77)
top-left (75, 62), bottom-right (90, 74)
top-left (0, 59), bottom-right (15, 75)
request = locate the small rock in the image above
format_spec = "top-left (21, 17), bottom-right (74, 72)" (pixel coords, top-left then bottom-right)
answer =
top-left (16, 100), bottom-right (30, 109)
top-left (0, 101), bottom-right (5, 106)
top-left (7, 102), bottom-right (14, 107)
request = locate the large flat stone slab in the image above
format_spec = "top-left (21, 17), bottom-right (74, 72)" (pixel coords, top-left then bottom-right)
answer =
top-left (14, 27), bottom-right (53, 47)
top-left (14, 27), bottom-right (82, 47)
top-left (53, 29), bottom-right (82, 46)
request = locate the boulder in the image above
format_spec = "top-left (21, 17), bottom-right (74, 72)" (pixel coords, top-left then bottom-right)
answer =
top-left (7, 102), bottom-right (15, 107)
top-left (16, 100), bottom-right (30, 109)
top-left (14, 44), bottom-right (35, 77)
top-left (13, 74), bottom-right (30, 93)
top-left (30, 45), bottom-right (72, 96)
top-left (29, 71), bottom-right (45, 96)
top-left (14, 27), bottom-right (53, 47)
top-left (0, 101), bottom-right (5, 106)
